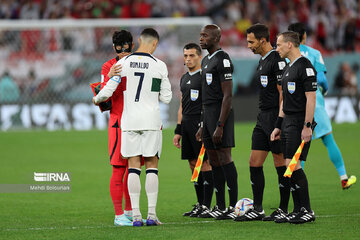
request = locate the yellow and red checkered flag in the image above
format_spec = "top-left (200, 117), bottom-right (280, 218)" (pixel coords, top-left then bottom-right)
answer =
top-left (284, 140), bottom-right (305, 178)
top-left (191, 144), bottom-right (205, 182)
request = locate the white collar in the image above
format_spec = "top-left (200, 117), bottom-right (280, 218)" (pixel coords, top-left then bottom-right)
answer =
top-left (289, 56), bottom-right (303, 67)
top-left (188, 69), bottom-right (201, 76)
top-left (262, 49), bottom-right (275, 60)
top-left (207, 49), bottom-right (223, 59)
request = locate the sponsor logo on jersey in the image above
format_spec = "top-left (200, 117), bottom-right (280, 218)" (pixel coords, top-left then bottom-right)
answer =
top-left (206, 73), bottom-right (212, 85)
top-left (204, 65), bottom-right (208, 69)
top-left (190, 89), bottom-right (199, 101)
top-left (260, 75), bottom-right (268, 87)
top-left (312, 82), bottom-right (318, 89)
top-left (186, 80), bottom-right (191, 84)
top-left (306, 68), bottom-right (315, 76)
top-left (288, 82), bottom-right (295, 94)
top-left (285, 72), bottom-right (289, 77)
top-left (278, 61), bottom-right (286, 70)
top-left (223, 59), bottom-right (231, 67)
top-left (224, 73), bottom-right (232, 80)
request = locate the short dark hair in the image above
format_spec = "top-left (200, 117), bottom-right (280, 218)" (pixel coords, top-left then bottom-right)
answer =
top-left (288, 22), bottom-right (306, 43)
top-left (112, 30), bottom-right (133, 45)
top-left (183, 43), bottom-right (201, 56)
top-left (141, 28), bottom-right (159, 41)
top-left (279, 31), bottom-right (300, 47)
top-left (246, 23), bottom-right (270, 42)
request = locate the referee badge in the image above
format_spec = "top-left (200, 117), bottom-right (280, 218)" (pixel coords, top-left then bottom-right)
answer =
top-left (288, 82), bottom-right (296, 94)
top-left (260, 75), bottom-right (268, 87)
top-left (190, 89), bottom-right (199, 101)
top-left (206, 73), bottom-right (212, 85)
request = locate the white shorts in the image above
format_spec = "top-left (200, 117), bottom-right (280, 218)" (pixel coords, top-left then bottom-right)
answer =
top-left (121, 130), bottom-right (162, 158)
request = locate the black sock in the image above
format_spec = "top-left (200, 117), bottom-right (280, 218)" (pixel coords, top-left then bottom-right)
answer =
top-left (202, 170), bottom-right (214, 209)
top-left (250, 166), bottom-right (264, 211)
top-left (292, 168), bottom-right (311, 211)
top-left (194, 171), bottom-right (204, 205)
top-left (223, 162), bottom-right (238, 207)
top-left (212, 166), bottom-right (226, 210)
top-left (290, 179), bottom-right (301, 213)
top-left (276, 166), bottom-right (290, 212)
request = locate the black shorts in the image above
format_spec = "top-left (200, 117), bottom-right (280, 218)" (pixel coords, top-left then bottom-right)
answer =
top-left (252, 109), bottom-right (282, 154)
top-left (281, 114), bottom-right (311, 161)
top-left (181, 114), bottom-right (205, 160)
top-left (203, 103), bottom-right (235, 150)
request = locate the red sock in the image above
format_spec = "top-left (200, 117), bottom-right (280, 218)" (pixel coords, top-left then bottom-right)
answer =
top-left (123, 167), bottom-right (132, 211)
top-left (110, 166), bottom-right (126, 215)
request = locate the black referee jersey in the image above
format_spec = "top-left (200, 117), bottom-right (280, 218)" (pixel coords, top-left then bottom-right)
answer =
top-left (254, 50), bottom-right (286, 111)
top-left (281, 56), bottom-right (317, 115)
top-left (201, 49), bottom-right (233, 105)
top-left (180, 70), bottom-right (202, 115)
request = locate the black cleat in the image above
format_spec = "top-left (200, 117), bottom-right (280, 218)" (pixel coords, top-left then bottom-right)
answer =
top-left (274, 211), bottom-right (298, 223)
top-left (189, 204), bottom-right (203, 217)
top-left (263, 208), bottom-right (288, 221)
top-left (289, 207), bottom-right (315, 224)
top-left (197, 205), bottom-right (213, 218)
top-left (234, 208), bottom-right (265, 222)
top-left (183, 203), bottom-right (200, 216)
top-left (215, 206), bottom-right (237, 220)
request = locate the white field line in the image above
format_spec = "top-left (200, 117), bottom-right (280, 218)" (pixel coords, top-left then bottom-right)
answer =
top-left (2, 214), bottom-right (360, 232)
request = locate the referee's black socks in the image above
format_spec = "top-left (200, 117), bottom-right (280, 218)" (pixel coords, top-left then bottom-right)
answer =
top-left (250, 166), bottom-right (264, 211)
top-left (291, 168), bottom-right (311, 212)
top-left (202, 170), bottom-right (214, 209)
top-left (212, 166), bottom-right (226, 210)
top-left (223, 162), bottom-right (238, 208)
top-left (276, 166), bottom-right (290, 212)
top-left (194, 171), bottom-right (204, 206)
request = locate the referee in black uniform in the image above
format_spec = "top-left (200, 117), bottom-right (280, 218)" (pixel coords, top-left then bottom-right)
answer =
top-left (271, 31), bottom-right (317, 224)
top-left (173, 43), bottom-right (214, 217)
top-left (196, 24), bottom-right (238, 220)
top-left (235, 24), bottom-right (290, 222)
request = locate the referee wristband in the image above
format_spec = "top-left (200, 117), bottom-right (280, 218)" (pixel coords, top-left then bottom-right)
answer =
top-left (174, 124), bottom-right (182, 135)
top-left (275, 117), bottom-right (283, 129)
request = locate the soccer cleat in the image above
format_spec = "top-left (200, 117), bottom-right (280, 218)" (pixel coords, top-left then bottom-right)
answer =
top-left (289, 207), bottom-right (315, 224)
top-left (146, 216), bottom-right (162, 226)
top-left (197, 205), bottom-right (213, 218)
top-left (114, 214), bottom-right (133, 226)
top-left (209, 205), bottom-right (224, 218)
top-left (132, 215), bottom-right (144, 227)
top-left (189, 204), bottom-right (203, 217)
top-left (262, 208), bottom-right (288, 221)
top-left (234, 208), bottom-right (265, 221)
top-left (183, 203), bottom-right (200, 217)
top-left (274, 211), bottom-right (298, 223)
top-left (342, 175), bottom-right (357, 190)
top-left (125, 213), bottom-right (133, 221)
top-left (215, 206), bottom-right (237, 220)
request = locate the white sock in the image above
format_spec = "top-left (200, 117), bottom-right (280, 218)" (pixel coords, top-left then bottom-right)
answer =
top-left (145, 168), bottom-right (159, 217)
top-left (128, 168), bottom-right (142, 218)
top-left (340, 174), bottom-right (348, 181)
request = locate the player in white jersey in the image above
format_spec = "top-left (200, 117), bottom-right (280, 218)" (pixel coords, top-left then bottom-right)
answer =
top-left (93, 28), bottom-right (172, 227)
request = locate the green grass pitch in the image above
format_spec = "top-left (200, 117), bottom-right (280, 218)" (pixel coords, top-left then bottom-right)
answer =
top-left (0, 123), bottom-right (359, 240)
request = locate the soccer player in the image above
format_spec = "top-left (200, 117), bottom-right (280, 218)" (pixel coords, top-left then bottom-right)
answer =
top-left (288, 22), bottom-right (356, 189)
top-left (196, 24), bottom-right (238, 220)
top-left (94, 28), bottom-right (172, 226)
top-left (98, 30), bottom-right (134, 227)
top-left (234, 24), bottom-right (290, 222)
top-left (271, 31), bottom-right (317, 224)
top-left (173, 43), bottom-right (214, 217)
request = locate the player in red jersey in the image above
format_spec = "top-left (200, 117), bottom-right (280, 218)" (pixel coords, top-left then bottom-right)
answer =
top-left (100, 30), bottom-right (134, 226)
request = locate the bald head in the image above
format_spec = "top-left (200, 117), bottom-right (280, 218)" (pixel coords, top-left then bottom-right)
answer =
top-left (200, 24), bottom-right (222, 52)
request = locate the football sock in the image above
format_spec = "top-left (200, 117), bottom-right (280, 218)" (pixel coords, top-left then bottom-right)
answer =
top-left (250, 166), bottom-right (264, 211)
top-left (292, 169), bottom-right (311, 212)
top-left (322, 133), bottom-right (348, 180)
top-left (128, 168), bottom-right (142, 217)
top-left (290, 178), bottom-right (301, 213)
top-left (276, 166), bottom-right (290, 212)
top-left (194, 171), bottom-right (204, 205)
top-left (212, 166), bottom-right (226, 210)
top-left (123, 167), bottom-right (132, 211)
top-left (110, 166), bottom-right (126, 215)
top-left (223, 162), bottom-right (238, 207)
top-left (145, 168), bottom-right (159, 217)
top-left (202, 170), bottom-right (214, 209)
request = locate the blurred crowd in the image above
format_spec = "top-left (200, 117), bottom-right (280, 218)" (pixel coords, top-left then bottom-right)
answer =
top-left (0, 0), bottom-right (359, 52)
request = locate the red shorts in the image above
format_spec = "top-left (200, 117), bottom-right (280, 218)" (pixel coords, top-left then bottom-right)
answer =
top-left (108, 116), bottom-right (127, 166)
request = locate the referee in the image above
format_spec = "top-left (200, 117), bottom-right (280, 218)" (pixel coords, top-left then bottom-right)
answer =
top-left (271, 31), bottom-right (317, 224)
top-left (235, 24), bottom-right (290, 222)
top-left (173, 43), bottom-right (214, 217)
top-left (196, 24), bottom-right (238, 220)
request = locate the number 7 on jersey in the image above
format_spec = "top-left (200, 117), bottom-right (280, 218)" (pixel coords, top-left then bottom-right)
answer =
top-left (134, 72), bottom-right (144, 102)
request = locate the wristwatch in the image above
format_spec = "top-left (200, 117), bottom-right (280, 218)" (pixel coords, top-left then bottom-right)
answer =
top-left (217, 121), bottom-right (224, 127)
top-left (304, 122), bottom-right (311, 128)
